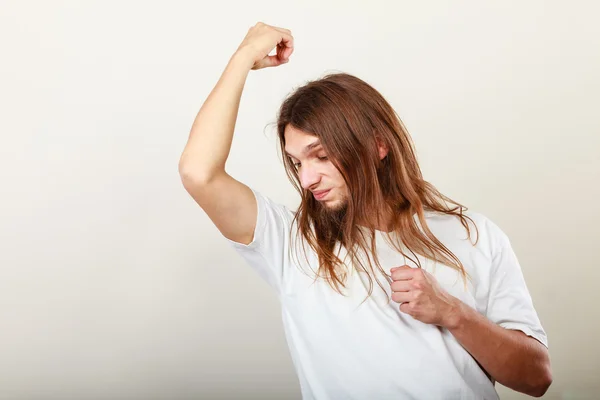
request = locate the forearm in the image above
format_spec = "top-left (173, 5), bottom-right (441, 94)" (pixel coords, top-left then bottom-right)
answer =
top-left (446, 302), bottom-right (552, 397)
top-left (179, 49), bottom-right (254, 183)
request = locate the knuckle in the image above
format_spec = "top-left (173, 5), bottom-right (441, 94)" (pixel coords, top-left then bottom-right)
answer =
top-left (412, 281), bottom-right (423, 290)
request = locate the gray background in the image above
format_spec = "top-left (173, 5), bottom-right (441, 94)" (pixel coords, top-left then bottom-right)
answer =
top-left (1, 0), bottom-right (598, 399)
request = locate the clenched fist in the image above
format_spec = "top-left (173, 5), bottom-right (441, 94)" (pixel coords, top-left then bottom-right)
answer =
top-left (235, 22), bottom-right (294, 70)
top-left (390, 265), bottom-right (464, 329)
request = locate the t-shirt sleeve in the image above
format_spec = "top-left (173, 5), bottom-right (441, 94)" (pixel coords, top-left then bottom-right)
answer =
top-left (484, 220), bottom-right (549, 348)
top-left (221, 187), bottom-right (293, 297)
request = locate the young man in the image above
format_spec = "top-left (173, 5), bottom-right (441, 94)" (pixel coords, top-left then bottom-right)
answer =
top-left (179, 22), bottom-right (552, 399)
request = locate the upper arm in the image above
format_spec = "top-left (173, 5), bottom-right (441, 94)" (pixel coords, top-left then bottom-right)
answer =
top-left (483, 218), bottom-right (549, 348)
top-left (180, 170), bottom-right (257, 245)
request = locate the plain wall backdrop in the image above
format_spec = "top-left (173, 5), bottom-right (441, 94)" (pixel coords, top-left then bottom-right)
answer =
top-left (1, 0), bottom-right (599, 399)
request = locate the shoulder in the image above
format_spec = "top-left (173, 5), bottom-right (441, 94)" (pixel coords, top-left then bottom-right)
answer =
top-left (422, 209), bottom-right (510, 256)
top-left (250, 189), bottom-right (298, 246)
top-left (252, 189), bottom-right (296, 220)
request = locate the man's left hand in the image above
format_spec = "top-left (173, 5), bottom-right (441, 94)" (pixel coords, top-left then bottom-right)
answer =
top-left (390, 265), bottom-right (463, 328)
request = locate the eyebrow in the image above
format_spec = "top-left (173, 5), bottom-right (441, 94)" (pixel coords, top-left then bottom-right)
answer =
top-left (284, 140), bottom-right (322, 159)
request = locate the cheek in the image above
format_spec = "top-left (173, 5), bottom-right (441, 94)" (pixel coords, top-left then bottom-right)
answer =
top-left (326, 165), bottom-right (345, 184)
top-left (334, 175), bottom-right (348, 193)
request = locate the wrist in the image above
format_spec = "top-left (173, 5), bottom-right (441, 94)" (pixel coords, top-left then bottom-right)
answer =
top-left (231, 48), bottom-right (256, 70)
top-left (443, 298), bottom-right (468, 331)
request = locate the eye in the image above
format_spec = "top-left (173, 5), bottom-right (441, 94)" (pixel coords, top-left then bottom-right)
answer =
top-left (317, 156), bottom-right (328, 161)
top-left (292, 161), bottom-right (301, 168)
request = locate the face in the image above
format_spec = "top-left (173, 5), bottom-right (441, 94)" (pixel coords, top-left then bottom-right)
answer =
top-left (283, 125), bottom-right (349, 212)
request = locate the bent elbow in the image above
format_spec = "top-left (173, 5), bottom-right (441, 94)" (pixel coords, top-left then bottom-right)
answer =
top-left (529, 365), bottom-right (553, 397)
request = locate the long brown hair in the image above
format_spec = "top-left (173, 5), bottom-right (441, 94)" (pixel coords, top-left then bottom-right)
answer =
top-left (275, 72), bottom-right (478, 303)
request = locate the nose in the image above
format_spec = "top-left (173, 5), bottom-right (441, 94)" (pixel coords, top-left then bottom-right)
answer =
top-left (299, 164), bottom-right (321, 190)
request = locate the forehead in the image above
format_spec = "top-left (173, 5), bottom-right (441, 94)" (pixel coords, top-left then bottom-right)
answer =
top-left (284, 125), bottom-right (321, 156)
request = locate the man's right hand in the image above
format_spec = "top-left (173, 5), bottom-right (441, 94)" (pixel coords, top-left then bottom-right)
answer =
top-left (235, 22), bottom-right (294, 70)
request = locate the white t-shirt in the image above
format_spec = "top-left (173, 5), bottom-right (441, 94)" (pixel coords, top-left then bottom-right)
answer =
top-left (223, 188), bottom-right (548, 400)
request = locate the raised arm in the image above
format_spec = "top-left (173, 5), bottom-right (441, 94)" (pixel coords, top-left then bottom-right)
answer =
top-left (178, 23), bottom-right (294, 244)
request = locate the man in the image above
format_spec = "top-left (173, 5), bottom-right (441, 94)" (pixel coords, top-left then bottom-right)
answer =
top-left (179, 22), bottom-right (552, 399)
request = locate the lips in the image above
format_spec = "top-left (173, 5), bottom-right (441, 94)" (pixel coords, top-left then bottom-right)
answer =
top-left (312, 189), bottom-right (331, 200)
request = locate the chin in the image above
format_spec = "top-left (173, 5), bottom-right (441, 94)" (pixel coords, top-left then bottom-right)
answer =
top-left (324, 197), bottom-right (346, 211)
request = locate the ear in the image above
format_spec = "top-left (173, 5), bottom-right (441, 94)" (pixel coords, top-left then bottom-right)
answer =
top-left (375, 136), bottom-right (389, 160)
